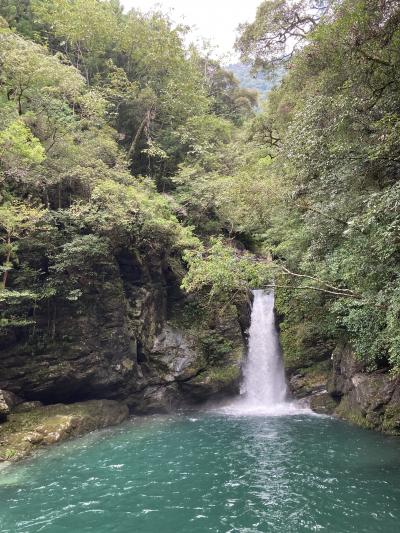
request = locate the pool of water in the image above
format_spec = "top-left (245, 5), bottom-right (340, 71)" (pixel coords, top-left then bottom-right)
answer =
top-left (1, 411), bottom-right (400, 533)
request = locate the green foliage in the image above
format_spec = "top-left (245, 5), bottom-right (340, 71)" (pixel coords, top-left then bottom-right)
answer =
top-left (235, 0), bottom-right (400, 372)
top-left (236, 0), bottom-right (330, 73)
top-left (31, 0), bottom-right (119, 80)
top-left (0, 4), bottom-right (212, 336)
top-left (0, 30), bottom-right (85, 110)
top-left (0, 199), bottom-right (46, 287)
top-left (49, 234), bottom-right (111, 295)
top-left (0, 1), bottom-right (34, 37)
top-left (86, 178), bottom-right (200, 253)
top-left (182, 238), bottom-right (272, 306)
top-left (198, 331), bottom-right (234, 364)
top-left (198, 58), bottom-right (259, 123)
top-left (275, 283), bottom-right (335, 370)
top-left (0, 120), bottom-right (45, 168)
top-left (2, 0), bottom-right (399, 379)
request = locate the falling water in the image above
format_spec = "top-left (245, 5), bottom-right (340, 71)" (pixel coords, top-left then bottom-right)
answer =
top-left (241, 290), bottom-right (288, 406)
top-left (223, 289), bottom-right (306, 415)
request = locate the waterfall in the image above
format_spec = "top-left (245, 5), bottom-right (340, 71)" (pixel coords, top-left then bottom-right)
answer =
top-left (241, 290), bottom-right (288, 407)
top-left (222, 290), bottom-right (307, 416)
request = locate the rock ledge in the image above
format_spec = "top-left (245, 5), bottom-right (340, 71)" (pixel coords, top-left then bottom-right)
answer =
top-left (0, 399), bottom-right (129, 463)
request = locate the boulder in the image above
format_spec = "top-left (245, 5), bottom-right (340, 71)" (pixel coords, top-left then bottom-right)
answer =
top-left (0, 390), bottom-right (23, 422)
top-left (309, 391), bottom-right (337, 415)
top-left (179, 364), bottom-right (241, 403)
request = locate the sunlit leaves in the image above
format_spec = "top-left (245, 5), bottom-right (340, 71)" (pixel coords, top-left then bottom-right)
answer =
top-left (182, 238), bottom-right (272, 305)
top-left (0, 120), bottom-right (45, 168)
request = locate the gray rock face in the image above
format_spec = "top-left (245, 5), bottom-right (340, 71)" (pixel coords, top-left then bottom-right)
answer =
top-left (288, 343), bottom-right (400, 434)
top-left (0, 392), bottom-right (9, 422)
top-left (0, 390), bottom-right (22, 421)
top-left (0, 252), bottom-right (249, 415)
top-left (327, 344), bottom-right (365, 396)
top-left (150, 325), bottom-right (203, 380)
top-left (327, 344), bottom-right (400, 434)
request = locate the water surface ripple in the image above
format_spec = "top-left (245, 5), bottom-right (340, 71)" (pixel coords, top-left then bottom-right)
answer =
top-left (1, 412), bottom-right (400, 532)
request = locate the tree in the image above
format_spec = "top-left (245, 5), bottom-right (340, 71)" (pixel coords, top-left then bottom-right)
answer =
top-left (240, 0), bottom-right (400, 371)
top-left (0, 120), bottom-right (45, 171)
top-left (0, 31), bottom-right (84, 116)
top-left (182, 238), bottom-right (272, 307)
top-left (31, 0), bottom-right (119, 82)
top-left (236, 0), bottom-right (331, 72)
top-left (0, 200), bottom-right (45, 288)
top-left (198, 57), bottom-right (259, 123)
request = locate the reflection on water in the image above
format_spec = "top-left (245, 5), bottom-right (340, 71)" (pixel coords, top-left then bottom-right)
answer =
top-left (1, 412), bottom-right (400, 533)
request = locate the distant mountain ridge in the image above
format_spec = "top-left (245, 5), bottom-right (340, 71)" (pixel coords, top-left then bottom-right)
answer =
top-left (226, 63), bottom-right (279, 99)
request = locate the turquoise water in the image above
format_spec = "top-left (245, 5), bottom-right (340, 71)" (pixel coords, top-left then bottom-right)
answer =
top-left (1, 412), bottom-right (400, 533)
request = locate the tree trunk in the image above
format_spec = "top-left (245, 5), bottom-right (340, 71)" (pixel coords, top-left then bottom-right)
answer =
top-left (128, 107), bottom-right (155, 161)
top-left (2, 235), bottom-right (11, 289)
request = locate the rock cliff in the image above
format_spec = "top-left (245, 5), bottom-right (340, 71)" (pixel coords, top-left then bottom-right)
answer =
top-left (288, 343), bottom-right (400, 435)
top-left (327, 344), bottom-right (400, 434)
top-left (0, 251), bottom-right (250, 417)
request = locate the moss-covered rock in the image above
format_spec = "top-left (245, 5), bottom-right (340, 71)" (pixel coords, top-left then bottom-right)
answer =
top-left (382, 404), bottom-right (400, 435)
top-left (334, 396), bottom-right (375, 430)
top-left (289, 360), bottom-right (332, 398)
top-left (0, 399), bottom-right (129, 463)
top-left (326, 343), bottom-right (400, 434)
top-left (309, 392), bottom-right (337, 415)
top-left (180, 360), bottom-right (242, 403)
top-left (285, 342), bottom-right (400, 434)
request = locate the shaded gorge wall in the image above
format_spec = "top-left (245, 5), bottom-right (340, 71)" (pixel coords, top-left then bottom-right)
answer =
top-left (0, 250), bottom-right (251, 415)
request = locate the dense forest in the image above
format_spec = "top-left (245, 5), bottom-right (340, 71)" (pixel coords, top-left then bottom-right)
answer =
top-left (0, 0), bottom-right (399, 414)
top-left (0, 0), bottom-right (260, 365)
top-left (1, 2), bottom-right (400, 530)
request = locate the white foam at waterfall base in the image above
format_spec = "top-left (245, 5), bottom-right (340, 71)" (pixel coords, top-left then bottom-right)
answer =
top-left (221, 290), bottom-right (312, 417)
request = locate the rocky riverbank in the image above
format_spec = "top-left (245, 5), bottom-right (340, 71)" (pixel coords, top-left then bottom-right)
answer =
top-left (288, 344), bottom-right (400, 435)
top-left (0, 399), bottom-right (129, 463)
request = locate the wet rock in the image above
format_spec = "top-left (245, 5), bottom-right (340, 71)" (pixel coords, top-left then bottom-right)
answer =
top-left (327, 344), bottom-right (400, 433)
top-left (128, 384), bottom-right (180, 414)
top-left (287, 344), bottom-right (400, 435)
top-left (0, 253), bottom-right (248, 418)
top-left (0, 399), bottom-right (129, 462)
top-left (179, 364), bottom-right (242, 403)
top-left (383, 398), bottom-right (400, 434)
top-left (350, 373), bottom-right (396, 413)
top-left (0, 390), bottom-right (23, 422)
top-left (149, 325), bottom-right (204, 381)
top-left (13, 401), bottom-right (43, 413)
top-left (309, 391), bottom-right (337, 415)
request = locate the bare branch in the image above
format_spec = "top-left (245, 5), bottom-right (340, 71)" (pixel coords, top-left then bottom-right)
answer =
top-left (264, 284), bottom-right (361, 298)
top-left (276, 264), bottom-right (358, 295)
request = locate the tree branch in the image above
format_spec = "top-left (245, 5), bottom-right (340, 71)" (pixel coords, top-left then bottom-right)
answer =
top-left (128, 106), bottom-right (155, 160)
top-left (295, 201), bottom-right (366, 234)
top-left (276, 264), bottom-right (357, 295)
top-left (264, 284), bottom-right (361, 298)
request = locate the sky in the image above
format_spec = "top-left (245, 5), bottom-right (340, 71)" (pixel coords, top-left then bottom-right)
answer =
top-left (120, 0), bottom-right (261, 61)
